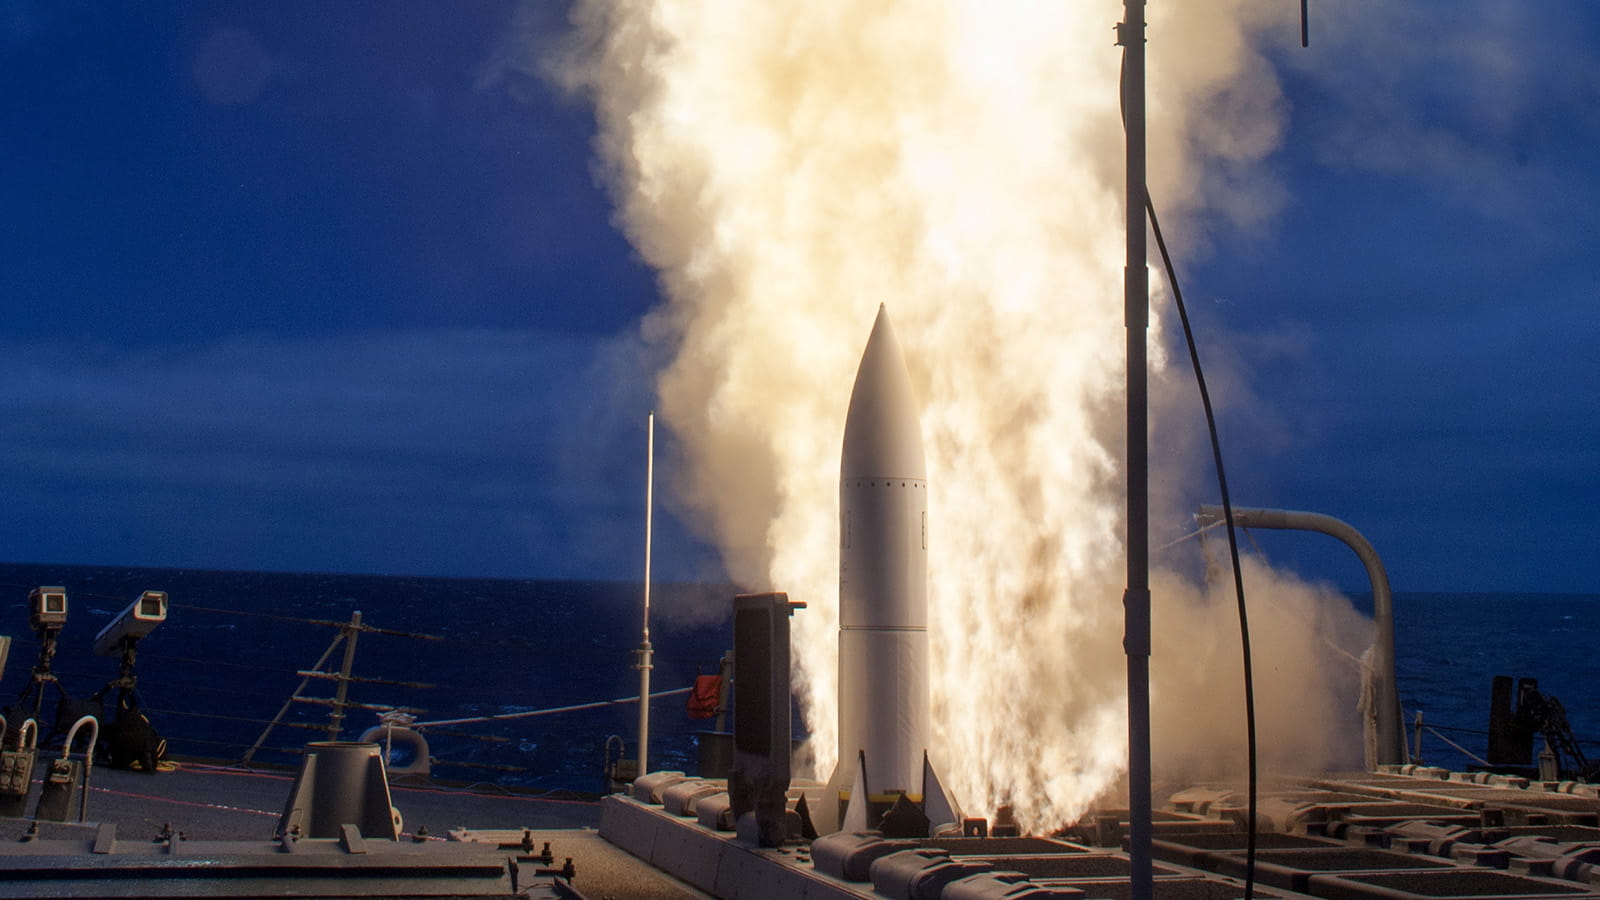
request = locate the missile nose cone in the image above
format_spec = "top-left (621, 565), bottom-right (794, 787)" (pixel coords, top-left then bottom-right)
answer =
top-left (843, 305), bottom-right (925, 481)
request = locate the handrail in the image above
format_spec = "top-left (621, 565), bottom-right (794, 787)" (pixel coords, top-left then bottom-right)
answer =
top-left (1197, 504), bottom-right (1404, 767)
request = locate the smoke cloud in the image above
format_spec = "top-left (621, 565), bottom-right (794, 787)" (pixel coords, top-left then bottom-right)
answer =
top-left (548, 0), bottom-right (1370, 831)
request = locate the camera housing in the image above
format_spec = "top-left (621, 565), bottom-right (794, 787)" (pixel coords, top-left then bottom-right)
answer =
top-left (93, 591), bottom-right (168, 657)
top-left (27, 587), bottom-right (67, 634)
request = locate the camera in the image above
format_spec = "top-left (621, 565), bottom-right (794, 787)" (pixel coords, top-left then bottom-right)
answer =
top-left (27, 587), bottom-right (67, 634)
top-left (93, 591), bottom-right (168, 656)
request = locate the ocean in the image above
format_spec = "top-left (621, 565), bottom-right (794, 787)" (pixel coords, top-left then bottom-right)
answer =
top-left (0, 563), bottom-right (1593, 794)
top-left (1384, 591), bottom-right (1600, 774)
top-left (0, 563), bottom-right (736, 794)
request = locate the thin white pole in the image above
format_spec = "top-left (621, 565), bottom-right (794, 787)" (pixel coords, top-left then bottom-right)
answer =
top-left (637, 411), bottom-right (655, 776)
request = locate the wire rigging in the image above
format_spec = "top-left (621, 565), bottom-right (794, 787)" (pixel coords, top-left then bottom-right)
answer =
top-left (410, 686), bottom-right (695, 730)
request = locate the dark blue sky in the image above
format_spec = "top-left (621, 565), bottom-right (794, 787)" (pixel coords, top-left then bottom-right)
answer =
top-left (2, 2), bottom-right (1597, 591)
top-left (2, 1), bottom-right (680, 580)
top-left (1188, 5), bottom-right (1600, 594)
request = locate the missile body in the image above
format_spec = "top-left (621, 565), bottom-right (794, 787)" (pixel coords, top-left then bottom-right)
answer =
top-left (831, 304), bottom-right (930, 812)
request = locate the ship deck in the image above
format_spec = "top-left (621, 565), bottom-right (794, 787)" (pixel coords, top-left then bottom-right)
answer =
top-left (0, 761), bottom-right (715, 899)
top-left (3, 762), bottom-right (1600, 900)
top-left (601, 765), bottom-right (1600, 900)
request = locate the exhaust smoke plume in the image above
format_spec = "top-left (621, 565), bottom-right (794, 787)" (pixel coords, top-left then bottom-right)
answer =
top-left (555, 0), bottom-right (1368, 831)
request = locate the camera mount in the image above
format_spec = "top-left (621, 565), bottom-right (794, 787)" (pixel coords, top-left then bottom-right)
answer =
top-left (92, 592), bottom-right (167, 713)
top-left (11, 587), bottom-right (69, 727)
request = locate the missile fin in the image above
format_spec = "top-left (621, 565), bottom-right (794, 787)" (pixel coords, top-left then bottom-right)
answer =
top-left (921, 751), bottom-right (963, 835)
top-left (841, 751), bottom-right (871, 832)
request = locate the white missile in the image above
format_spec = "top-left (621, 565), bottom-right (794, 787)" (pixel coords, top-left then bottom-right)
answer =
top-left (825, 304), bottom-right (957, 833)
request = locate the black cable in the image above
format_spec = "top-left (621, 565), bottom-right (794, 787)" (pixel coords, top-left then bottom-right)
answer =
top-left (1119, 35), bottom-right (1257, 897)
top-left (1146, 197), bottom-right (1258, 899)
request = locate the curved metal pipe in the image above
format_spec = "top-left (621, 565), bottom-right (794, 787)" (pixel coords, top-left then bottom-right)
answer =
top-left (1196, 504), bottom-right (1404, 767)
top-left (62, 714), bottom-right (99, 823)
top-left (15, 718), bottom-right (37, 750)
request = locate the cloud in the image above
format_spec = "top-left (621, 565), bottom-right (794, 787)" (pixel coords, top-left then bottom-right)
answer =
top-left (1282, 1), bottom-right (1597, 221)
top-left (2, 330), bottom-right (579, 460)
top-left (474, 1), bottom-right (572, 103)
top-left (0, 328), bottom-right (708, 579)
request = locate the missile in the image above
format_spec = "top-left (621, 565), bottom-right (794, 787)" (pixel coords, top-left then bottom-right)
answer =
top-left (825, 304), bottom-right (957, 834)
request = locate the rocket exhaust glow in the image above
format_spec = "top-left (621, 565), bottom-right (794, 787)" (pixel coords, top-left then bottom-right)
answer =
top-left (560, 0), bottom-right (1375, 834)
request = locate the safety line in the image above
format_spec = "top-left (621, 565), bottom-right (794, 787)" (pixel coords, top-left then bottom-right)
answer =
top-left (410, 686), bottom-right (694, 729)
top-left (1425, 726), bottom-right (1491, 767)
top-left (387, 782), bottom-right (601, 807)
top-left (88, 785), bottom-right (279, 818)
top-left (1154, 518), bottom-right (1226, 553)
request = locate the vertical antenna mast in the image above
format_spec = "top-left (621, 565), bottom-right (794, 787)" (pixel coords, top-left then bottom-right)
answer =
top-left (637, 411), bottom-right (656, 776)
top-left (1117, 3), bottom-right (1154, 900)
